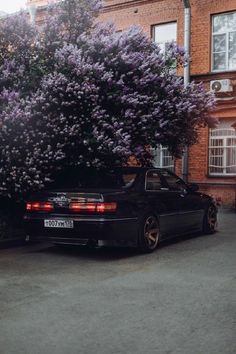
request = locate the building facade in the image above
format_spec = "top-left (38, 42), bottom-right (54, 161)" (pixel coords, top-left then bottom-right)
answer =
top-left (99, 0), bottom-right (236, 208)
top-left (29, 0), bottom-right (236, 207)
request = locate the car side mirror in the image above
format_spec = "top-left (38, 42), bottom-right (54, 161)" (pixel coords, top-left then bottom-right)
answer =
top-left (187, 183), bottom-right (199, 192)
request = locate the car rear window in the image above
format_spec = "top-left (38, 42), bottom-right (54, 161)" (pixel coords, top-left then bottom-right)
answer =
top-left (48, 168), bottom-right (138, 189)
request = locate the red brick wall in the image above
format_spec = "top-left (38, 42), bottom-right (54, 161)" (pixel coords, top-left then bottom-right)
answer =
top-left (190, 0), bottom-right (236, 75)
top-left (100, 0), bottom-right (236, 208)
top-left (101, 0), bottom-right (236, 75)
top-left (100, 0), bottom-right (182, 39)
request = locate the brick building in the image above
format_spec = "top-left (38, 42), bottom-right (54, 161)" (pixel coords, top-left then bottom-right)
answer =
top-left (28, 0), bottom-right (236, 207)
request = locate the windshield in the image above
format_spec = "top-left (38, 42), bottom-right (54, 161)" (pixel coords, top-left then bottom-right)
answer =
top-left (48, 168), bottom-right (138, 189)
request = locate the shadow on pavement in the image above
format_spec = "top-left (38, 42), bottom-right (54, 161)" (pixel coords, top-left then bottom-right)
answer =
top-left (35, 243), bottom-right (141, 261)
top-left (26, 230), bottom-right (219, 261)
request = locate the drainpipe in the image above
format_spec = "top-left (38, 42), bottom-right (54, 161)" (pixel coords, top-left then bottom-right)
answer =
top-left (28, 3), bottom-right (37, 25)
top-left (182, 0), bottom-right (191, 182)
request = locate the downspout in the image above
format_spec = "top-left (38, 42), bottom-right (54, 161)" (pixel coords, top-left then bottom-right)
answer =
top-left (182, 0), bottom-right (191, 182)
top-left (28, 3), bottom-right (37, 25)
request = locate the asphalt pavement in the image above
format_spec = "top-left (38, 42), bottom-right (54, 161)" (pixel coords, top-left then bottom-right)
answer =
top-left (0, 211), bottom-right (235, 354)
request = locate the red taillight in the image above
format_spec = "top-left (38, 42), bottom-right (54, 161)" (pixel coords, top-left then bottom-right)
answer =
top-left (26, 202), bottom-right (54, 212)
top-left (96, 202), bottom-right (117, 213)
top-left (69, 203), bottom-right (96, 213)
top-left (69, 202), bottom-right (117, 213)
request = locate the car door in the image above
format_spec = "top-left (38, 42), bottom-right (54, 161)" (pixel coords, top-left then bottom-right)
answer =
top-left (159, 170), bottom-right (204, 234)
top-left (144, 169), bottom-right (183, 238)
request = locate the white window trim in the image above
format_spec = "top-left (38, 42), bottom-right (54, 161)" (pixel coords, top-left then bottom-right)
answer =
top-left (211, 11), bottom-right (236, 72)
top-left (209, 127), bottom-right (236, 176)
top-left (152, 145), bottom-right (175, 171)
top-left (152, 22), bottom-right (177, 53)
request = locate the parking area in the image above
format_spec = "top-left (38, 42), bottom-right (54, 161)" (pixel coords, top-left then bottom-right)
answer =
top-left (0, 211), bottom-right (235, 354)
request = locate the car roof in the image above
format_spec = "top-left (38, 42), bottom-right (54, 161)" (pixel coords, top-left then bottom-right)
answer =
top-left (113, 166), bottom-right (169, 173)
top-left (51, 166), bottom-right (171, 178)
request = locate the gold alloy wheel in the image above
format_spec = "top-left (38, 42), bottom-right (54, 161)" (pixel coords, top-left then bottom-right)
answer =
top-left (143, 215), bottom-right (159, 250)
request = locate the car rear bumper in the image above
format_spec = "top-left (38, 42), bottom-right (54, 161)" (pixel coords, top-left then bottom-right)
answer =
top-left (24, 214), bottom-right (139, 244)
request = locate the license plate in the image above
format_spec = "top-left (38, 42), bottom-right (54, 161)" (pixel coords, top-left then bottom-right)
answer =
top-left (44, 219), bottom-right (74, 228)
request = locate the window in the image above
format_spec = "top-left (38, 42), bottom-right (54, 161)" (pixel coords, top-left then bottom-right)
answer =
top-left (212, 12), bottom-right (236, 71)
top-left (160, 170), bottom-right (187, 192)
top-left (145, 171), bottom-right (162, 191)
top-left (152, 22), bottom-right (177, 53)
top-left (209, 121), bottom-right (236, 175)
top-left (151, 23), bottom-right (176, 171)
top-left (152, 146), bottom-right (174, 171)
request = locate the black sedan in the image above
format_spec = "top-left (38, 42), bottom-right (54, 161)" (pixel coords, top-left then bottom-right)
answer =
top-left (24, 167), bottom-right (218, 252)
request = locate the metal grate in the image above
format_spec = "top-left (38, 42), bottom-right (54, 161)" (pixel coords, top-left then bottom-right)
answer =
top-left (209, 128), bottom-right (236, 175)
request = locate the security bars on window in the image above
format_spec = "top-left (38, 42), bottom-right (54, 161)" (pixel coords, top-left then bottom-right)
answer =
top-left (209, 128), bottom-right (236, 175)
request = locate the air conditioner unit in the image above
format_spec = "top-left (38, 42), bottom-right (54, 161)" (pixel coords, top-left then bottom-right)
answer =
top-left (210, 79), bottom-right (233, 92)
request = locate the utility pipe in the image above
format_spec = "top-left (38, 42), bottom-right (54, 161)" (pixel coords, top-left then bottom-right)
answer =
top-left (28, 3), bottom-right (37, 25)
top-left (182, 0), bottom-right (191, 182)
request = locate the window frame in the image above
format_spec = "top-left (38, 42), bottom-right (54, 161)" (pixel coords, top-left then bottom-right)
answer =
top-left (152, 21), bottom-right (177, 54)
top-left (211, 11), bottom-right (236, 72)
top-left (151, 145), bottom-right (175, 171)
top-left (208, 127), bottom-right (236, 176)
top-left (159, 170), bottom-right (187, 192)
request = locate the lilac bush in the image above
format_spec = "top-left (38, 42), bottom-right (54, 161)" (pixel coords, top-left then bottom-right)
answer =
top-left (0, 0), bottom-right (215, 198)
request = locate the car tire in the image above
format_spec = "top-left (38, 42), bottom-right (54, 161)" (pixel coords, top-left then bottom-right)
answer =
top-left (202, 204), bottom-right (217, 234)
top-left (138, 214), bottom-right (160, 253)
